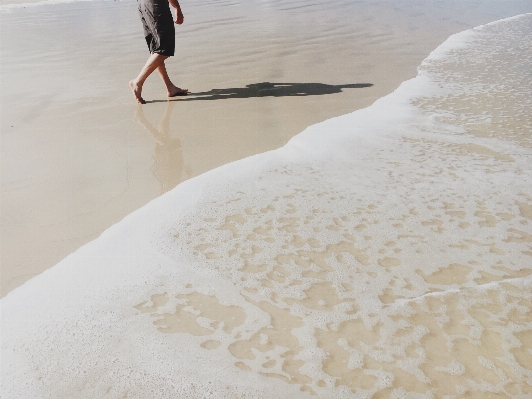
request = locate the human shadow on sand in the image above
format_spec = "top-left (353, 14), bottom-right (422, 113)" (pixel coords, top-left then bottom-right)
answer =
top-left (148, 82), bottom-right (373, 103)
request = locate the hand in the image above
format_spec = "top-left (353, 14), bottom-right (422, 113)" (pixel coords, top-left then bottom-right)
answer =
top-left (175, 10), bottom-right (184, 24)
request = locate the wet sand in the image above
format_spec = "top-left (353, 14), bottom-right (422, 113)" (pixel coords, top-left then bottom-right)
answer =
top-left (1, 0), bottom-right (531, 296)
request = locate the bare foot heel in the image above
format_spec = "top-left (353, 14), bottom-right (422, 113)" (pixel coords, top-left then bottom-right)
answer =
top-left (168, 87), bottom-right (189, 97)
top-left (129, 80), bottom-right (146, 104)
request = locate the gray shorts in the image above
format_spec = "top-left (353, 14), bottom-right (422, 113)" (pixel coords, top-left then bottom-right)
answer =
top-left (137, 0), bottom-right (175, 56)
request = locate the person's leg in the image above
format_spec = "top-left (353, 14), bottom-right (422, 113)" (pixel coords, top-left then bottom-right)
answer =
top-left (156, 61), bottom-right (188, 97)
top-left (129, 53), bottom-right (169, 104)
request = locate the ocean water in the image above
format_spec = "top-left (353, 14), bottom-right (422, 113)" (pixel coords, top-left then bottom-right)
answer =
top-left (2, 11), bottom-right (532, 399)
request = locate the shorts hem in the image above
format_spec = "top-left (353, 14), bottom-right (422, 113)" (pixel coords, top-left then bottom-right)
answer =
top-left (152, 50), bottom-right (174, 57)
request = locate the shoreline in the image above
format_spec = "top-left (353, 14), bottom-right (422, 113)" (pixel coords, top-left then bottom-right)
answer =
top-left (0, 0), bottom-right (91, 9)
top-left (1, 0), bottom-right (531, 299)
top-left (2, 13), bottom-right (531, 397)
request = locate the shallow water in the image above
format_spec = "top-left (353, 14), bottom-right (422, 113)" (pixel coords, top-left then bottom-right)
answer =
top-left (2, 0), bottom-right (532, 296)
top-left (165, 16), bottom-right (532, 396)
top-left (2, 11), bottom-right (531, 399)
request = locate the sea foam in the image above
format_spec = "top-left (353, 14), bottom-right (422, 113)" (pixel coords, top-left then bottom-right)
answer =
top-left (2, 13), bottom-right (532, 399)
top-left (0, 0), bottom-right (93, 12)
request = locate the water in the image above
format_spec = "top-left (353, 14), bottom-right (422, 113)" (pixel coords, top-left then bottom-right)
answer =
top-left (4, 0), bottom-right (484, 296)
top-left (1, 7), bottom-right (532, 399)
top-left (164, 16), bottom-right (532, 395)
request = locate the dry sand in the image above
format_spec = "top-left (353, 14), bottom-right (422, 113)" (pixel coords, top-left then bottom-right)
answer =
top-left (1, 0), bottom-right (531, 296)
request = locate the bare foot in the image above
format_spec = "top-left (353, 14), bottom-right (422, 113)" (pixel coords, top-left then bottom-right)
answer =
top-left (129, 80), bottom-right (146, 104)
top-left (168, 85), bottom-right (189, 97)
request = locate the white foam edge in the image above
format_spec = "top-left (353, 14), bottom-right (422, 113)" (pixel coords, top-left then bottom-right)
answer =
top-left (419, 12), bottom-right (532, 62)
top-left (0, 0), bottom-right (129, 12)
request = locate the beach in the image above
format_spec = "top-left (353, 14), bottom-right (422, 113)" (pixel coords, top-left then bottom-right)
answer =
top-left (1, 0), bottom-right (532, 397)
top-left (2, 0), bottom-right (531, 296)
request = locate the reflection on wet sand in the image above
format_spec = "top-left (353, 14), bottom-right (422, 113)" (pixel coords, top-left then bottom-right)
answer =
top-left (134, 103), bottom-right (192, 194)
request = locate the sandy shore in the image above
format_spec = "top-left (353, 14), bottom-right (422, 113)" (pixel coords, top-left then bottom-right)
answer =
top-left (1, 0), bottom-right (531, 296)
top-left (1, 1), bottom-right (531, 396)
